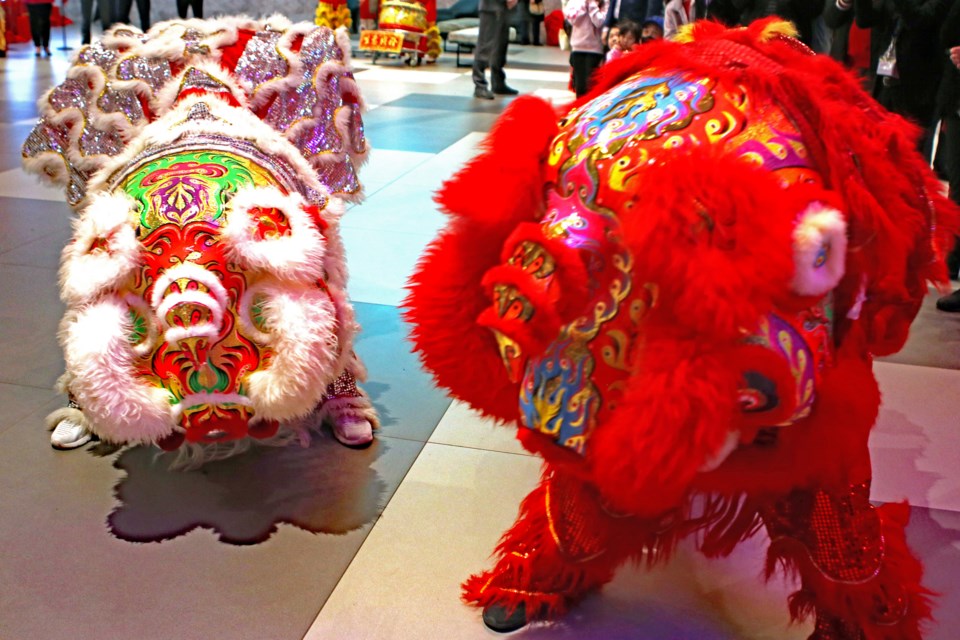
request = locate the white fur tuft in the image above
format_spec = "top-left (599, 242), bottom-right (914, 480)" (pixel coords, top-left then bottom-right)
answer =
top-left (791, 203), bottom-right (847, 296)
top-left (221, 186), bottom-right (326, 282)
top-left (245, 283), bottom-right (339, 421)
top-left (60, 192), bottom-right (141, 305)
top-left (62, 297), bottom-right (176, 444)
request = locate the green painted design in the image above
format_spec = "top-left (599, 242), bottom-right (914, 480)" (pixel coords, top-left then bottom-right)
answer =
top-left (251, 294), bottom-right (269, 333)
top-left (127, 309), bottom-right (148, 345)
top-left (117, 150), bottom-right (281, 231)
top-left (188, 361), bottom-right (231, 394)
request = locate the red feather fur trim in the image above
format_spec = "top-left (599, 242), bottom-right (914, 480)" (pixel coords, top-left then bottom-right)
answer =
top-left (767, 502), bottom-right (933, 640)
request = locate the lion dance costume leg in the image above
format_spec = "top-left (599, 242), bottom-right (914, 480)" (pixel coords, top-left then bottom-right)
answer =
top-left (405, 20), bottom-right (957, 638)
top-left (23, 16), bottom-right (378, 463)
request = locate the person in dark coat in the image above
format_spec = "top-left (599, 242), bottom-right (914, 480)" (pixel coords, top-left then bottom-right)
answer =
top-left (934, 0), bottom-right (960, 310)
top-left (707, 0), bottom-right (824, 45)
top-left (473, 0), bottom-right (520, 99)
top-left (854, 0), bottom-right (949, 160)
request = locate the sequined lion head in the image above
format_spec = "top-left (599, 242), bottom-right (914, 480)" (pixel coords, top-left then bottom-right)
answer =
top-left (25, 18), bottom-right (368, 453)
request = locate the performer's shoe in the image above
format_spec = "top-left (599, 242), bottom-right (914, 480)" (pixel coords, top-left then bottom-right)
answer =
top-left (936, 288), bottom-right (960, 312)
top-left (474, 86), bottom-right (495, 100)
top-left (492, 85), bottom-right (519, 96)
top-left (332, 415), bottom-right (374, 448)
top-left (482, 603), bottom-right (529, 633)
top-left (51, 418), bottom-right (94, 450)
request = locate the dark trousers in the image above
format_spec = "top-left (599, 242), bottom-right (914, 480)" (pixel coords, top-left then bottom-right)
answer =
top-left (176, 0), bottom-right (203, 19)
top-left (940, 113), bottom-right (960, 276)
top-left (115, 0), bottom-right (150, 31)
top-left (27, 4), bottom-right (52, 49)
top-left (81, 0), bottom-right (113, 44)
top-left (570, 51), bottom-right (603, 97)
top-left (473, 7), bottom-right (511, 90)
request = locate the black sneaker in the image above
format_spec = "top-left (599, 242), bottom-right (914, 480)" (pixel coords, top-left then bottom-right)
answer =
top-left (936, 289), bottom-right (960, 312)
top-left (493, 85), bottom-right (519, 95)
top-left (474, 86), bottom-right (495, 100)
top-left (482, 602), bottom-right (529, 633)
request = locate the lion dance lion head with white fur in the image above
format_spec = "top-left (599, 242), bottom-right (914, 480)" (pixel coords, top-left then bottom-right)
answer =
top-left (24, 17), bottom-right (377, 464)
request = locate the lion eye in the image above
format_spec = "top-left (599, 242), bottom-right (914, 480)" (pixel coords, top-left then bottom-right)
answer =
top-left (250, 206), bottom-right (292, 240)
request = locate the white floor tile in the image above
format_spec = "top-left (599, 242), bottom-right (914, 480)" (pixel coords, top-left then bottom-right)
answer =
top-left (355, 67), bottom-right (465, 85)
top-left (303, 443), bottom-right (542, 640)
top-left (871, 361), bottom-right (960, 512)
top-left (429, 399), bottom-right (530, 456)
top-left (305, 442), bottom-right (810, 640)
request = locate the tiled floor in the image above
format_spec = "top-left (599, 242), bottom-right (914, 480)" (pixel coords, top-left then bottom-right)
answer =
top-left (1, 26), bottom-right (959, 640)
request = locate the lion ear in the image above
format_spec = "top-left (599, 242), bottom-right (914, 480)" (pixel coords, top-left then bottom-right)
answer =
top-left (790, 203), bottom-right (847, 297)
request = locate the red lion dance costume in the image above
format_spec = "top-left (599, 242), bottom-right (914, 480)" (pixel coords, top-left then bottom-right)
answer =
top-left (23, 16), bottom-right (378, 464)
top-left (405, 20), bottom-right (957, 639)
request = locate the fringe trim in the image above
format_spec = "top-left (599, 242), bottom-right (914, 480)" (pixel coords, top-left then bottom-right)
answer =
top-left (767, 502), bottom-right (933, 640)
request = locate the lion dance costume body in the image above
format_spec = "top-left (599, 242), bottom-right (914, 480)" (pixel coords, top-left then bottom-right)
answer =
top-left (405, 20), bottom-right (957, 639)
top-left (23, 16), bottom-right (378, 463)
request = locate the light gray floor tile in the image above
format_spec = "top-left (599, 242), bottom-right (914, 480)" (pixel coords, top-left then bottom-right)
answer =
top-left (0, 195), bottom-right (71, 256)
top-left (0, 382), bottom-right (59, 437)
top-left (0, 411), bottom-right (426, 640)
top-left (428, 399), bottom-right (530, 456)
top-left (0, 263), bottom-right (65, 389)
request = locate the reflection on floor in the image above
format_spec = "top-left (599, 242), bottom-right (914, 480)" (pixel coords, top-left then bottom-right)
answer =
top-left (1, 29), bottom-right (958, 640)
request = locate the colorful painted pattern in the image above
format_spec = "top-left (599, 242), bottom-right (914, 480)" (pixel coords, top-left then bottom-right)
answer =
top-left (118, 149), bottom-right (287, 445)
top-left (120, 150), bottom-right (281, 230)
top-left (508, 68), bottom-right (831, 455)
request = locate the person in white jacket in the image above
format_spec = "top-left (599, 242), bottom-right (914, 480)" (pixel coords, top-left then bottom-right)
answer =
top-left (564, 0), bottom-right (607, 96)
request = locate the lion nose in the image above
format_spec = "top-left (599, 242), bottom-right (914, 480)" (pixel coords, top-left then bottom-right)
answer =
top-left (150, 263), bottom-right (229, 344)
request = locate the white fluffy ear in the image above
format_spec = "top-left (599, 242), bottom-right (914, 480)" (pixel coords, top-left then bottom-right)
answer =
top-left (791, 203), bottom-right (847, 296)
top-left (244, 282), bottom-right (339, 421)
top-left (60, 192), bottom-right (140, 305)
top-left (221, 186), bottom-right (326, 283)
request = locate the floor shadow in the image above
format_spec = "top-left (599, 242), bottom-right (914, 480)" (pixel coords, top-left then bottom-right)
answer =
top-left (107, 433), bottom-right (388, 545)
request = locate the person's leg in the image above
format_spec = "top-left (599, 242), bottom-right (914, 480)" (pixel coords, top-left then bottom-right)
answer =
top-left (136, 0), bottom-right (149, 31)
top-left (489, 7), bottom-right (513, 92)
top-left (115, 0), bottom-right (133, 25)
top-left (81, 0), bottom-right (95, 44)
top-left (97, 0), bottom-right (113, 30)
top-left (473, 9), bottom-right (496, 94)
top-left (582, 52), bottom-right (603, 95)
top-left (462, 465), bottom-right (650, 631)
top-left (763, 485), bottom-right (930, 639)
top-left (176, 0), bottom-right (189, 19)
top-left (532, 14), bottom-right (543, 45)
top-left (571, 52), bottom-right (590, 97)
top-left (27, 5), bottom-right (43, 51)
top-left (937, 114), bottom-right (960, 310)
top-left (40, 4), bottom-right (52, 52)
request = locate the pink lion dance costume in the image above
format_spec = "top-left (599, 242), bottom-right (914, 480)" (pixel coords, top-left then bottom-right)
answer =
top-left (23, 16), bottom-right (378, 463)
top-left (405, 20), bottom-right (957, 638)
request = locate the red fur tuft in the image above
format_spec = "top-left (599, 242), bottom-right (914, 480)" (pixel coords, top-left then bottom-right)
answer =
top-left (618, 149), bottom-right (802, 341)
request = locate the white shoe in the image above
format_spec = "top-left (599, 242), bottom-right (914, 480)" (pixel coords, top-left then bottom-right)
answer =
top-left (332, 415), bottom-right (373, 447)
top-left (50, 418), bottom-right (93, 450)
